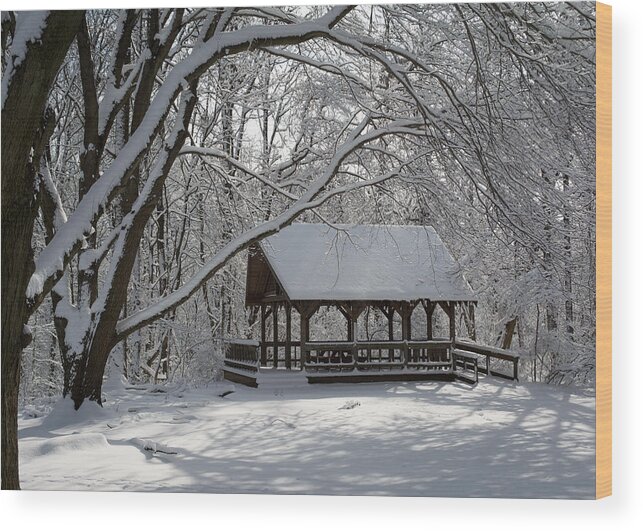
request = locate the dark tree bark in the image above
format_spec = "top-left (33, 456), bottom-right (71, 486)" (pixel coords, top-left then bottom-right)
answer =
top-left (76, 16), bottom-right (102, 307)
top-left (562, 172), bottom-right (574, 337)
top-left (1, 10), bottom-right (84, 490)
top-left (501, 317), bottom-right (517, 350)
top-left (70, 84), bottom-right (198, 408)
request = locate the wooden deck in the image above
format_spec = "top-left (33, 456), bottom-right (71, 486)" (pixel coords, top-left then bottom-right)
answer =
top-left (222, 340), bottom-right (260, 388)
top-left (223, 338), bottom-right (519, 387)
top-left (454, 340), bottom-right (520, 382)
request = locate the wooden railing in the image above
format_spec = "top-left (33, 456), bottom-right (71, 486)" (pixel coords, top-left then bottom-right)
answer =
top-left (303, 340), bottom-right (453, 373)
top-left (223, 337), bottom-right (518, 387)
top-left (262, 342), bottom-right (302, 369)
top-left (454, 340), bottom-right (520, 381)
top-left (222, 339), bottom-right (260, 388)
top-left (452, 350), bottom-right (479, 384)
top-left (301, 339), bottom-right (518, 383)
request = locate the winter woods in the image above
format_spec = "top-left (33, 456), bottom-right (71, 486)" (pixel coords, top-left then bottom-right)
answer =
top-left (2, 3), bottom-right (596, 489)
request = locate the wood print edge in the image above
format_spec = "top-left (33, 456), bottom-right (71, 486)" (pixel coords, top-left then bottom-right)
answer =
top-left (595, 0), bottom-right (612, 500)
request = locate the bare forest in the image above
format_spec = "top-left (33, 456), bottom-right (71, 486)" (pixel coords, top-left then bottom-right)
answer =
top-left (2, 3), bottom-right (596, 490)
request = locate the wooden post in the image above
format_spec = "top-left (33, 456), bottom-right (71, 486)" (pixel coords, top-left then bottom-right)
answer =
top-left (285, 303), bottom-right (292, 369)
top-left (449, 302), bottom-right (456, 371)
top-left (399, 303), bottom-right (409, 340)
top-left (398, 302), bottom-right (411, 367)
top-left (298, 303), bottom-right (317, 371)
top-left (351, 306), bottom-right (357, 367)
top-left (438, 301), bottom-right (456, 369)
top-left (260, 304), bottom-right (267, 366)
top-left (273, 303), bottom-right (280, 368)
top-left (338, 301), bottom-right (359, 362)
top-left (421, 299), bottom-right (436, 343)
top-left (350, 303), bottom-right (364, 367)
top-left (300, 310), bottom-right (307, 371)
top-left (337, 304), bottom-right (354, 342)
top-left (448, 302), bottom-right (456, 343)
top-left (340, 303), bottom-right (364, 365)
top-left (387, 305), bottom-right (394, 361)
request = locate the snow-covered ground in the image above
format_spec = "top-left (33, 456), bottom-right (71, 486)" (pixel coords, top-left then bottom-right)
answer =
top-left (18, 371), bottom-right (595, 498)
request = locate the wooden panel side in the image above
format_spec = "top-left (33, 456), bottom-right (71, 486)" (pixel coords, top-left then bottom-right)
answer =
top-left (596, 1), bottom-right (612, 500)
top-left (245, 245), bottom-right (275, 306)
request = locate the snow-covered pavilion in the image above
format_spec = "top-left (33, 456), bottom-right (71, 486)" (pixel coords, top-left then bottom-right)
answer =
top-left (231, 223), bottom-right (487, 384)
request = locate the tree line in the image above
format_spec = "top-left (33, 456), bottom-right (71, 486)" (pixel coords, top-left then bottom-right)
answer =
top-left (2, 3), bottom-right (596, 489)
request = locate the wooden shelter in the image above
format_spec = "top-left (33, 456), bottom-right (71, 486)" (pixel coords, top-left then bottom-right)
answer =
top-left (238, 223), bottom-right (488, 383)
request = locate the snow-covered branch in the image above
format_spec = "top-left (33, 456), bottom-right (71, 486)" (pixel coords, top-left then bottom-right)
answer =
top-left (179, 145), bottom-right (299, 200)
top-left (25, 6), bottom-right (356, 309)
top-left (116, 117), bottom-right (426, 338)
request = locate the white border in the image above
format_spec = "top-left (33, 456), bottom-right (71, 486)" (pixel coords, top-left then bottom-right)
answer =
top-left (1, 0), bottom-right (642, 529)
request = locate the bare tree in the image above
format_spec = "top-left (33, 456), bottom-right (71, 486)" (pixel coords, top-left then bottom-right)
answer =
top-left (2, 9), bottom-right (85, 490)
top-left (2, 3), bottom-right (597, 489)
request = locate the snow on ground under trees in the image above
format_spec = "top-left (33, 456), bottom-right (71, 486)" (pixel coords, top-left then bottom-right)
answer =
top-left (18, 373), bottom-right (595, 498)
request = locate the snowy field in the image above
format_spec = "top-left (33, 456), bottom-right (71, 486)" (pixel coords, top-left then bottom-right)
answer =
top-left (18, 372), bottom-right (595, 498)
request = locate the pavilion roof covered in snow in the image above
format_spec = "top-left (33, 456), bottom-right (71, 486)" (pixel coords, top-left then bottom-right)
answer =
top-left (245, 223), bottom-right (476, 305)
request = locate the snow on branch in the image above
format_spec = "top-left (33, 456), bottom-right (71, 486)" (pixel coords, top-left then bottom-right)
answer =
top-left (1, 10), bottom-right (50, 111)
top-left (179, 145), bottom-right (299, 200)
top-left (115, 117), bottom-right (426, 339)
top-left (24, 6), bottom-right (356, 309)
top-left (92, 87), bottom-right (198, 319)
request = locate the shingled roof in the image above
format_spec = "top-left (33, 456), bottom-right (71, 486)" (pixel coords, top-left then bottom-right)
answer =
top-left (245, 223), bottom-right (476, 305)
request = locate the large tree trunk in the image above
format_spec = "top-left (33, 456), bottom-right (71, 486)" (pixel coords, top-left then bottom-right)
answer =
top-left (1, 10), bottom-right (84, 490)
top-left (52, 10), bottom-right (184, 406)
top-left (68, 86), bottom-right (198, 409)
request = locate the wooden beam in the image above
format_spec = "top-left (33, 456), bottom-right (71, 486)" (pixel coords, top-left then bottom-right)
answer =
top-left (396, 301), bottom-right (413, 341)
top-left (422, 300), bottom-right (436, 340)
top-left (348, 302), bottom-right (366, 342)
top-left (393, 302), bottom-right (413, 368)
top-left (299, 313), bottom-right (310, 371)
top-left (272, 302), bottom-right (278, 368)
top-left (375, 303), bottom-right (395, 341)
top-left (285, 303), bottom-right (292, 369)
top-left (258, 295), bottom-right (289, 303)
top-left (385, 304), bottom-right (395, 361)
top-left (448, 302), bottom-right (456, 344)
top-left (260, 303), bottom-right (267, 366)
top-left (447, 302), bottom-right (456, 372)
top-left (337, 304), bottom-right (350, 321)
top-left (437, 300), bottom-right (450, 316)
top-left (296, 302), bottom-right (319, 371)
top-left (336, 303), bottom-right (352, 341)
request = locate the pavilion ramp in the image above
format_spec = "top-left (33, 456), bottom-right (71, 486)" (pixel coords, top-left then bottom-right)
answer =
top-left (454, 340), bottom-right (520, 382)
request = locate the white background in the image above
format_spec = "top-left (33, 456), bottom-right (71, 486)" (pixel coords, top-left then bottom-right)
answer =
top-left (1, 0), bottom-right (641, 529)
